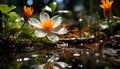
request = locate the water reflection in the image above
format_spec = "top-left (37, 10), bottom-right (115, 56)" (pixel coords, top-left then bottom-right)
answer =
top-left (0, 36), bottom-right (120, 69)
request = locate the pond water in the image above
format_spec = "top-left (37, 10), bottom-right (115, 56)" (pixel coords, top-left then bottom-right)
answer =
top-left (0, 37), bottom-right (120, 69)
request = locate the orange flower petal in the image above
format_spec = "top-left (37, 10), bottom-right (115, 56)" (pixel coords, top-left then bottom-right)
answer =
top-left (100, 0), bottom-right (113, 17)
top-left (23, 6), bottom-right (34, 20)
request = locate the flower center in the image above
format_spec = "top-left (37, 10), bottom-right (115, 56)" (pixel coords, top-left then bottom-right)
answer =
top-left (41, 19), bottom-right (54, 31)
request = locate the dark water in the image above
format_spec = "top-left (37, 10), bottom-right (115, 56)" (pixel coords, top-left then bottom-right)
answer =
top-left (0, 37), bottom-right (120, 69)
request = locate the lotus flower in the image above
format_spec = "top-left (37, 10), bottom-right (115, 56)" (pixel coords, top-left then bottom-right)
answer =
top-left (28, 12), bottom-right (67, 42)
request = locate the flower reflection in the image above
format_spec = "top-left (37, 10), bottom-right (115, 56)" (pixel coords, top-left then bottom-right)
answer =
top-left (56, 42), bottom-right (68, 49)
top-left (39, 63), bottom-right (56, 69)
top-left (28, 12), bottom-right (68, 42)
top-left (38, 62), bottom-right (68, 69)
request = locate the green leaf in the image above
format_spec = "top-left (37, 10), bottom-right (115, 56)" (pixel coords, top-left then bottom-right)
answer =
top-left (9, 5), bottom-right (16, 12)
top-left (42, 8), bottom-right (46, 12)
top-left (0, 4), bottom-right (16, 14)
top-left (8, 12), bottom-right (19, 21)
top-left (18, 25), bottom-right (34, 39)
top-left (10, 27), bottom-right (19, 35)
top-left (78, 21), bottom-right (84, 30)
top-left (50, 2), bottom-right (57, 13)
top-left (11, 22), bottom-right (21, 29)
top-left (9, 22), bottom-right (21, 34)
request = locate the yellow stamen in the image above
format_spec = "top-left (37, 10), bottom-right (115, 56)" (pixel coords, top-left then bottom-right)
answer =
top-left (41, 19), bottom-right (54, 30)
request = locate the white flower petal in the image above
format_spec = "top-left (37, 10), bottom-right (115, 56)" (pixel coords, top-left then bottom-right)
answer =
top-left (39, 12), bottom-right (50, 22)
top-left (34, 30), bottom-right (47, 37)
top-left (28, 18), bottom-right (42, 28)
top-left (47, 33), bottom-right (59, 42)
top-left (52, 27), bottom-right (68, 34)
top-left (45, 6), bottom-right (52, 12)
top-left (100, 24), bottom-right (108, 29)
top-left (51, 15), bottom-right (62, 28)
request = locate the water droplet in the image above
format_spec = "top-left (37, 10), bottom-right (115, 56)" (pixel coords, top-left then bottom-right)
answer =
top-left (73, 53), bottom-right (80, 56)
top-left (17, 59), bottom-right (20, 62)
top-left (95, 53), bottom-right (100, 57)
top-left (68, 65), bottom-right (72, 68)
top-left (96, 59), bottom-right (99, 63)
top-left (79, 19), bottom-right (82, 21)
top-left (86, 51), bottom-right (89, 55)
top-left (78, 64), bottom-right (83, 67)
top-left (19, 58), bottom-right (22, 61)
top-left (17, 58), bottom-right (22, 62)
top-left (32, 54), bottom-right (39, 57)
top-left (23, 57), bottom-right (30, 61)
top-left (45, 55), bottom-right (48, 58)
top-left (100, 40), bottom-right (103, 43)
top-left (80, 43), bottom-right (83, 46)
